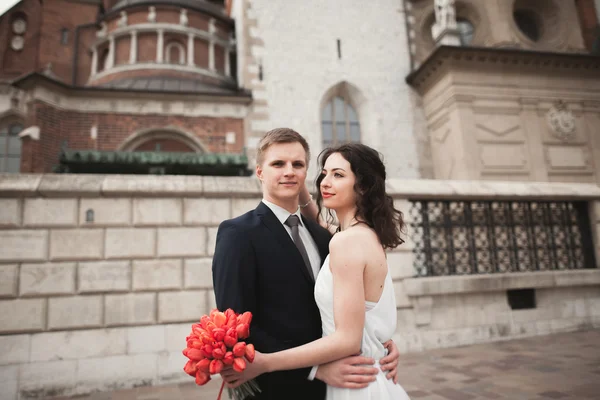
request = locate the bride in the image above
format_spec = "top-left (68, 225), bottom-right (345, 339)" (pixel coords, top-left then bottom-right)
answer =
top-left (224, 143), bottom-right (411, 399)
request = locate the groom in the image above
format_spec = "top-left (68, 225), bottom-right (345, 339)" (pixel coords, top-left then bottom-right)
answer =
top-left (212, 128), bottom-right (399, 399)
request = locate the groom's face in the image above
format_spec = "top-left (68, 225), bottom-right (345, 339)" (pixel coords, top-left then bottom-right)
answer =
top-left (256, 142), bottom-right (308, 206)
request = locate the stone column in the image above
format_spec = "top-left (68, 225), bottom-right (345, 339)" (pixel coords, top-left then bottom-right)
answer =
top-left (129, 30), bottom-right (137, 64)
top-left (156, 29), bottom-right (164, 63)
top-left (106, 36), bottom-right (115, 69)
top-left (187, 33), bottom-right (194, 67)
top-left (208, 18), bottom-right (216, 72)
top-left (90, 46), bottom-right (98, 76)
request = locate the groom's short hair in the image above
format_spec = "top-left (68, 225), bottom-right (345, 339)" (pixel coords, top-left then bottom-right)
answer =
top-left (256, 128), bottom-right (310, 165)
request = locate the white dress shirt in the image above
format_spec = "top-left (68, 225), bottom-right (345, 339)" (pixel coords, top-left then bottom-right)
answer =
top-left (261, 199), bottom-right (322, 280)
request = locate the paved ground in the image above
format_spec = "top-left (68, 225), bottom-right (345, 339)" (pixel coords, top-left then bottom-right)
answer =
top-left (56, 330), bottom-right (600, 400)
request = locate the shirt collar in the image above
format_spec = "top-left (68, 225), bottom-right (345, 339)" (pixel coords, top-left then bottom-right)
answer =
top-left (262, 199), bottom-right (304, 227)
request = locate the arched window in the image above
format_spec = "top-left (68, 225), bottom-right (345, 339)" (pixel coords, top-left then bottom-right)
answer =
top-left (165, 41), bottom-right (186, 65)
top-left (99, 48), bottom-right (109, 72)
top-left (321, 95), bottom-right (360, 147)
top-left (0, 122), bottom-right (23, 173)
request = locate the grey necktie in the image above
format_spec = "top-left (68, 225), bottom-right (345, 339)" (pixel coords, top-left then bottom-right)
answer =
top-left (285, 215), bottom-right (315, 281)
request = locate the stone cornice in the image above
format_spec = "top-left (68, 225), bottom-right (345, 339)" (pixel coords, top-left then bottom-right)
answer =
top-left (406, 46), bottom-right (600, 93)
top-left (2, 174), bottom-right (599, 200)
top-left (11, 72), bottom-right (252, 104)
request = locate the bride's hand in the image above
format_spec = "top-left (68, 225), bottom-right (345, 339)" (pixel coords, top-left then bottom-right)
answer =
top-left (221, 350), bottom-right (268, 388)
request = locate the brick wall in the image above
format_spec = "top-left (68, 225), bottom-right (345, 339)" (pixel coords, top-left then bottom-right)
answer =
top-left (22, 100), bottom-right (245, 173)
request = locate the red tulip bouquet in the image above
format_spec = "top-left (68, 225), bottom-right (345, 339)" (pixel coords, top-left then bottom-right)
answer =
top-left (183, 308), bottom-right (260, 400)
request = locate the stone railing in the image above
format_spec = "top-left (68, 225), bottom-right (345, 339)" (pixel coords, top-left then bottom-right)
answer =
top-left (0, 174), bottom-right (599, 399)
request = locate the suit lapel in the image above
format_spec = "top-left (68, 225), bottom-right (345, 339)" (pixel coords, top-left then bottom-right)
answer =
top-left (256, 202), bottom-right (315, 284)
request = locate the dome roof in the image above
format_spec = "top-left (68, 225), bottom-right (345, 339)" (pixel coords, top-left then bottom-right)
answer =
top-left (109, 0), bottom-right (230, 22)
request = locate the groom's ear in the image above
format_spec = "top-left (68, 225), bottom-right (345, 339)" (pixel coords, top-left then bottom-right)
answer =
top-left (255, 164), bottom-right (263, 181)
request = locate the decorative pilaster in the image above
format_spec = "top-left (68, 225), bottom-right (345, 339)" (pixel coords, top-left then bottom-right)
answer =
top-left (90, 47), bottom-right (98, 76)
top-left (106, 36), bottom-right (115, 69)
top-left (129, 31), bottom-right (137, 64)
top-left (156, 29), bottom-right (164, 63)
top-left (224, 47), bottom-right (230, 77)
top-left (187, 33), bottom-right (194, 67)
top-left (208, 18), bottom-right (216, 72)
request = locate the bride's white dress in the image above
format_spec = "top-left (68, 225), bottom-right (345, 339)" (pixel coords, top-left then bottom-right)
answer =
top-left (315, 255), bottom-right (411, 400)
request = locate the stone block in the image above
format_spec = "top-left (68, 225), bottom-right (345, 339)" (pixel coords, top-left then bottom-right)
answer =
top-left (102, 175), bottom-right (203, 197)
top-left (157, 227), bottom-right (206, 257)
top-left (165, 323), bottom-right (191, 351)
top-left (207, 290), bottom-right (217, 312)
top-left (184, 258), bottom-right (213, 289)
top-left (394, 199), bottom-right (412, 223)
top-left (414, 296), bottom-right (433, 327)
top-left (37, 174), bottom-right (103, 197)
top-left (231, 198), bottom-right (260, 217)
top-left (396, 309), bottom-right (417, 331)
top-left (0, 335), bottom-right (30, 365)
top-left (133, 198), bottom-right (182, 226)
top-left (158, 351), bottom-right (188, 383)
top-left (184, 198), bottom-right (231, 225)
top-left (0, 230), bottom-right (48, 262)
top-left (387, 251), bottom-right (415, 280)
top-left (78, 261), bottom-right (130, 293)
top-left (203, 176), bottom-right (261, 196)
top-left (0, 265), bottom-right (17, 297)
top-left (158, 291), bottom-right (206, 323)
top-left (0, 365), bottom-right (18, 400)
top-left (127, 325), bottom-right (166, 354)
top-left (19, 360), bottom-right (77, 397)
top-left (23, 198), bottom-right (77, 227)
top-left (132, 259), bottom-right (182, 290)
top-left (105, 228), bottom-right (155, 259)
top-left (0, 299), bottom-right (45, 333)
top-left (48, 296), bottom-right (102, 330)
top-left (49, 229), bottom-right (103, 260)
top-left (592, 201), bottom-right (600, 222)
top-left (207, 227), bottom-right (218, 256)
top-left (393, 281), bottom-right (413, 308)
top-left (0, 173), bottom-right (41, 197)
top-left (19, 262), bottom-right (75, 296)
top-left (76, 354), bottom-right (157, 386)
top-left (0, 199), bottom-right (20, 227)
top-left (30, 328), bottom-right (126, 362)
top-left (79, 198), bottom-right (131, 226)
top-left (105, 293), bottom-right (156, 326)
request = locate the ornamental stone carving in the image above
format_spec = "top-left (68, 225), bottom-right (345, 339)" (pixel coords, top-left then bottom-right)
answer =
top-left (431, 0), bottom-right (460, 46)
top-left (118, 11), bottom-right (128, 28)
top-left (180, 9), bottom-right (188, 26)
top-left (546, 101), bottom-right (576, 141)
top-left (148, 6), bottom-right (156, 23)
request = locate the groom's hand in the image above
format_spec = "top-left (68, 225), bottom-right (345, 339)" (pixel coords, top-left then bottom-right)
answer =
top-left (380, 340), bottom-right (400, 384)
top-left (315, 356), bottom-right (377, 389)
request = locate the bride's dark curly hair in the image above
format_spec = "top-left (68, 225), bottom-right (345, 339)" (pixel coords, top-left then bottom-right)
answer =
top-left (315, 143), bottom-right (406, 250)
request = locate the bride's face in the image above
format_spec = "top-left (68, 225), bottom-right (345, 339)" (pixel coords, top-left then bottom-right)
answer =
top-left (319, 152), bottom-right (357, 211)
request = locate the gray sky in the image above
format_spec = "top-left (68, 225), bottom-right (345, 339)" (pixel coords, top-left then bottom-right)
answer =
top-left (0, 0), bottom-right (20, 16)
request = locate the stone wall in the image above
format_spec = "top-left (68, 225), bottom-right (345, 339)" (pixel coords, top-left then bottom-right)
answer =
top-left (1, 174), bottom-right (599, 399)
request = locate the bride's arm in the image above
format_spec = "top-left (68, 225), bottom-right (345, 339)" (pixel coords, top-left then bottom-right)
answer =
top-left (259, 233), bottom-right (366, 372)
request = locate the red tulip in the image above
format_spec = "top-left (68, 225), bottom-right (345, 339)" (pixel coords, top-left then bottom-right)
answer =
top-left (195, 370), bottom-right (210, 385)
top-left (183, 359), bottom-right (197, 376)
top-left (209, 359), bottom-right (224, 374)
top-left (245, 343), bottom-right (255, 363)
top-left (200, 315), bottom-right (211, 329)
top-left (213, 312), bottom-right (227, 328)
top-left (223, 351), bottom-right (234, 365)
top-left (206, 321), bottom-right (216, 333)
top-left (201, 334), bottom-right (213, 345)
top-left (212, 328), bottom-right (226, 342)
top-left (236, 323), bottom-right (250, 339)
top-left (239, 311), bottom-right (252, 325)
top-left (233, 357), bottom-right (246, 372)
top-left (213, 347), bottom-right (225, 359)
top-left (196, 358), bottom-right (211, 373)
top-left (233, 342), bottom-right (246, 357)
top-left (186, 348), bottom-right (204, 361)
top-left (200, 344), bottom-right (214, 358)
top-left (224, 335), bottom-right (237, 348)
top-left (182, 348), bottom-right (189, 357)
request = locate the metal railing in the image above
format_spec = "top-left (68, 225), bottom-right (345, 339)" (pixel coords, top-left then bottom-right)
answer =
top-left (409, 200), bottom-right (597, 277)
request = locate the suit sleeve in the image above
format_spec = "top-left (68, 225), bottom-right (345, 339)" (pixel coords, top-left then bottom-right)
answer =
top-left (212, 221), bottom-right (297, 356)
